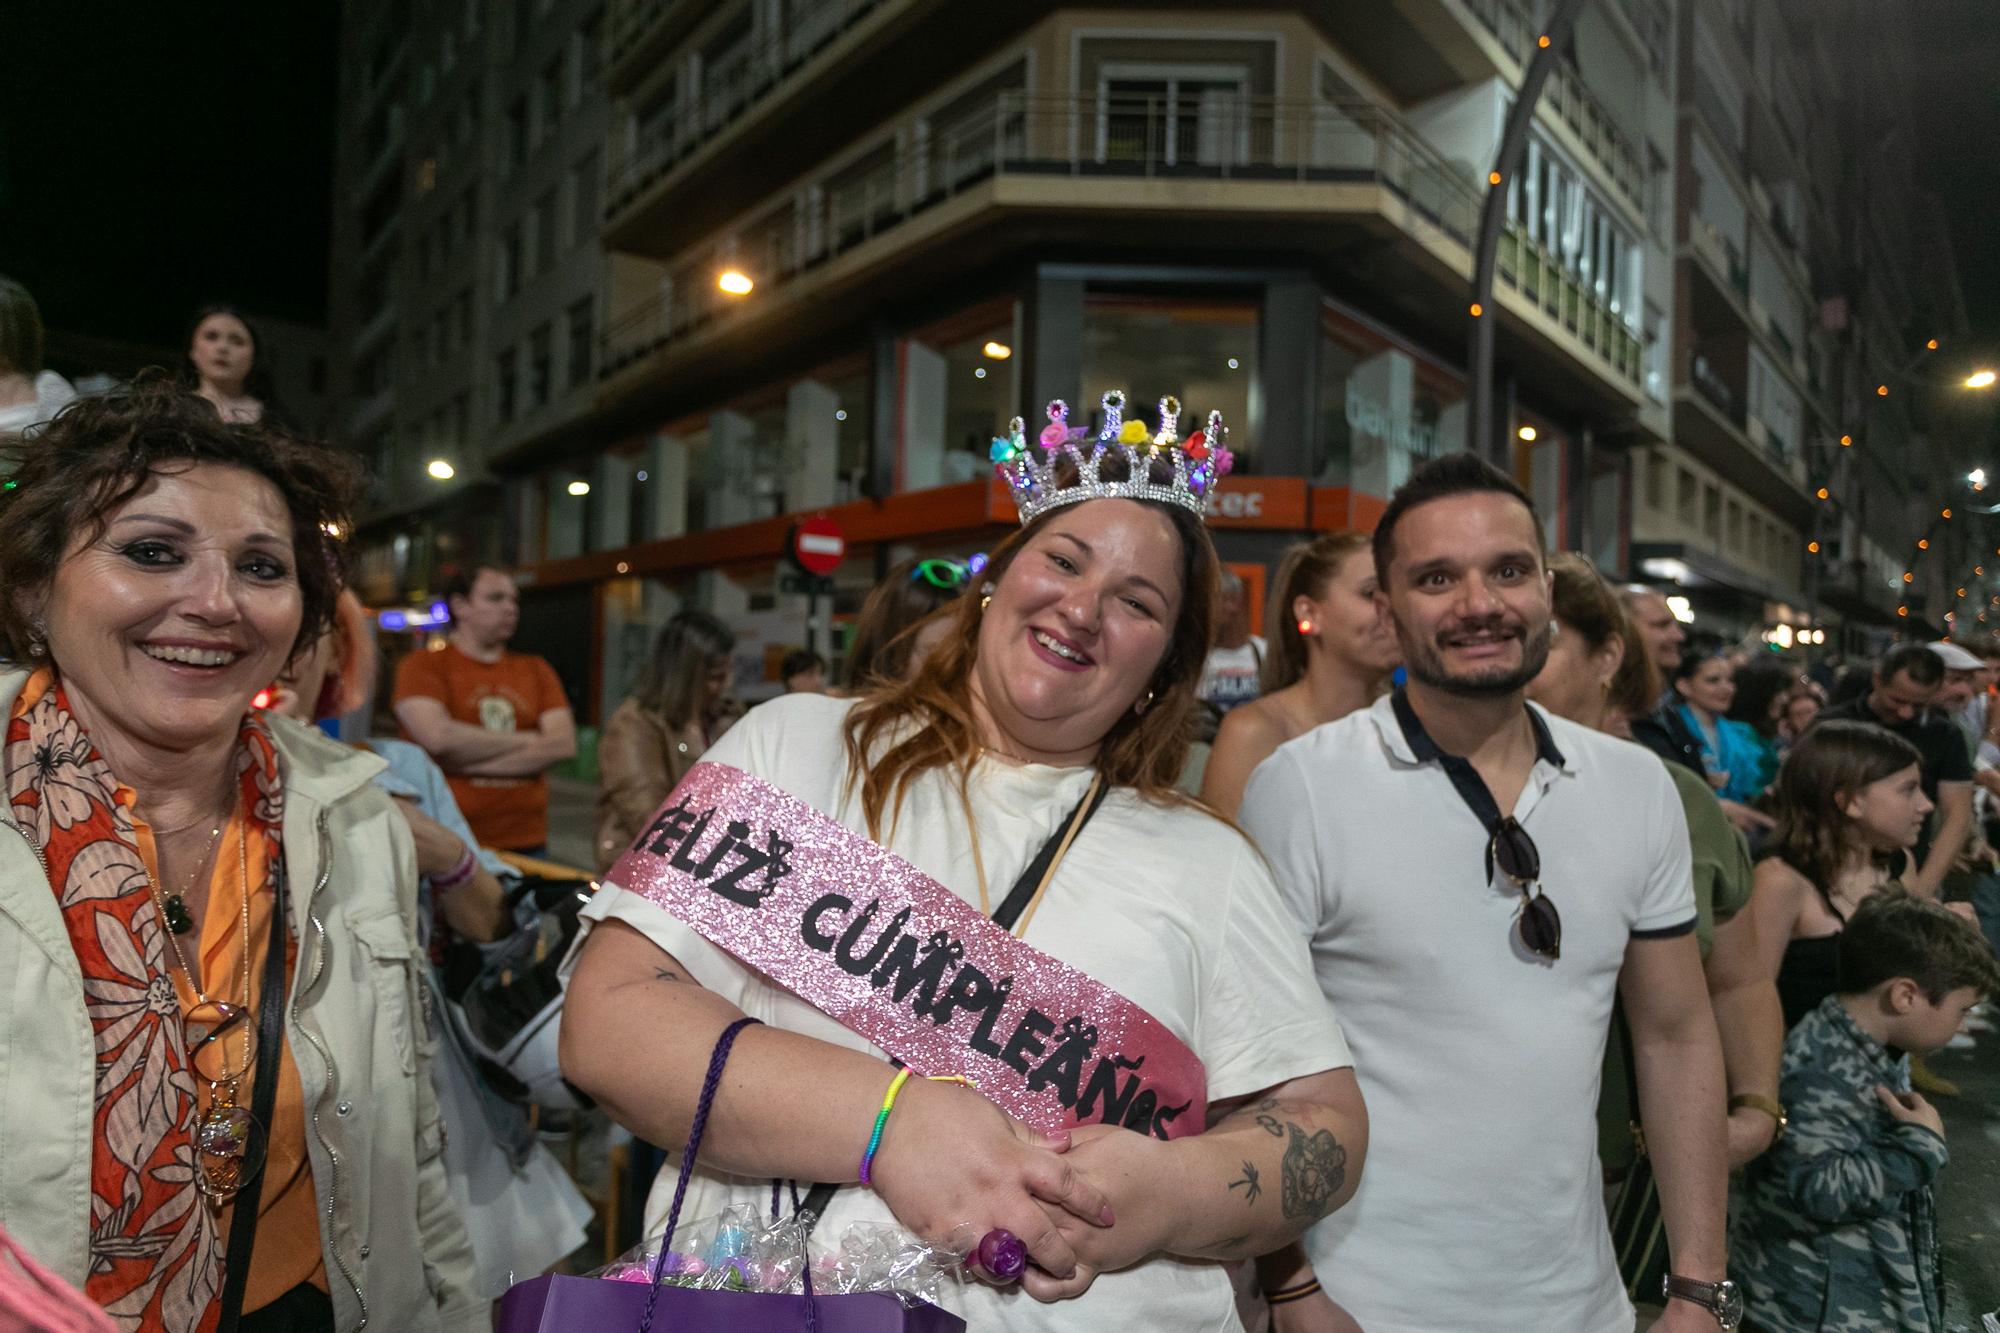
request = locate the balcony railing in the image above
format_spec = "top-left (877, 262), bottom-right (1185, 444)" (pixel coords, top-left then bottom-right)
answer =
top-left (602, 91), bottom-right (1644, 392)
top-left (1459, 0), bottom-right (1644, 202)
top-left (606, 0), bottom-right (887, 214)
top-left (1688, 352), bottom-right (1743, 426)
top-left (1496, 228), bottom-right (1643, 382)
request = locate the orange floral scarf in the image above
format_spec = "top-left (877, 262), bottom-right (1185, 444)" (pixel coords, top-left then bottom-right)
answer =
top-left (4, 670), bottom-right (284, 1333)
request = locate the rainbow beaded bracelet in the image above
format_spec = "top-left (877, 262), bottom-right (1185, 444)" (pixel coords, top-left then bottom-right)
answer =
top-left (859, 1068), bottom-right (976, 1184)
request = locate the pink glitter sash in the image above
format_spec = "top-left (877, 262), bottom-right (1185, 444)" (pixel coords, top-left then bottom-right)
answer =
top-left (610, 762), bottom-right (1208, 1139)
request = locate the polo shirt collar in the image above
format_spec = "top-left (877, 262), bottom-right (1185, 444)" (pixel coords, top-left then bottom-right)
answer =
top-left (1379, 687), bottom-right (1569, 772)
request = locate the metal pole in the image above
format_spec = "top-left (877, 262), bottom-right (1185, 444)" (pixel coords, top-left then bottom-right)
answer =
top-left (1468, 0), bottom-right (1592, 467)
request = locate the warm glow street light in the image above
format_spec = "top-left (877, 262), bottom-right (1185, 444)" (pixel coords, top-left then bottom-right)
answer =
top-left (982, 341), bottom-right (1012, 360)
top-left (1972, 468), bottom-right (1988, 489)
top-left (1517, 425), bottom-right (1538, 442)
top-left (717, 269), bottom-right (754, 296)
top-left (567, 480), bottom-right (591, 497)
top-left (1966, 369), bottom-right (1997, 389)
top-left (427, 459), bottom-right (455, 480)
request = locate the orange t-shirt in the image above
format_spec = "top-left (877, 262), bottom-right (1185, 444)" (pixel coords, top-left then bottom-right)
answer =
top-left (136, 814), bottom-right (328, 1314)
top-left (393, 642), bottom-right (569, 850)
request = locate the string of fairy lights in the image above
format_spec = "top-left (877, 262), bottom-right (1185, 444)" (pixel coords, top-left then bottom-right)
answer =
top-left (1803, 336), bottom-right (1998, 634)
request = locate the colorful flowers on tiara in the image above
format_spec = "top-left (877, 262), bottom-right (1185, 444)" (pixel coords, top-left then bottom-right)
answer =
top-left (992, 389), bottom-right (1232, 525)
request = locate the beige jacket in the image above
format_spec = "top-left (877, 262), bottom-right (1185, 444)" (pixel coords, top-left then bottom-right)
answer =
top-left (594, 697), bottom-right (740, 873)
top-left (0, 669), bottom-right (483, 1332)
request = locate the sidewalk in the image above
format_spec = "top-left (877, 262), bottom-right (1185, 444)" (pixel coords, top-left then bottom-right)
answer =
top-left (1934, 1033), bottom-right (2000, 1328)
top-left (546, 775), bottom-right (598, 873)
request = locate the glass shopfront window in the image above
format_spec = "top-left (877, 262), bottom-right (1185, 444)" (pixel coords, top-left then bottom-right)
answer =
top-left (1316, 302), bottom-right (1465, 490)
top-left (1081, 294), bottom-right (1256, 466)
top-left (898, 300), bottom-right (1018, 491)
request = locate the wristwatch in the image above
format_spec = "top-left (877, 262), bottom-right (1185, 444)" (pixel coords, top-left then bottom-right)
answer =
top-left (1662, 1274), bottom-right (1744, 1330)
top-left (1728, 1092), bottom-right (1789, 1143)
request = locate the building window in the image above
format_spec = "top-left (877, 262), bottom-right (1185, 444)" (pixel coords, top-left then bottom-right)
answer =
top-left (925, 61), bottom-right (1027, 192)
top-left (534, 189), bottom-right (558, 275)
top-left (1097, 67), bottom-right (1251, 168)
top-left (574, 9), bottom-right (602, 103)
top-left (537, 57), bottom-right (562, 144)
top-left (1676, 466), bottom-right (1698, 526)
top-left (571, 149), bottom-right (599, 246)
top-left (1317, 301), bottom-right (1465, 487)
top-left (528, 324), bottom-right (552, 409)
top-left (454, 287), bottom-right (473, 347)
top-left (1085, 294), bottom-right (1257, 469)
top-left (896, 300), bottom-right (1019, 489)
top-left (495, 347), bottom-right (519, 422)
top-left (1702, 482), bottom-right (1722, 542)
top-left (505, 96), bottom-right (528, 173)
top-left (567, 297), bottom-right (594, 388)
top-left (1644, 449), bottom-right (1665, 511)
top-left (497, 221), bottom-right (522, 300)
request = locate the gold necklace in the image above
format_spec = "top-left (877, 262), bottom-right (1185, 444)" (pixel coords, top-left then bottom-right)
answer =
top-left (144, 802), bottom-right (251, 1010)
top-left (151, 819), bottom-right (224, 935)
top-left (962, 772), bottom-right (1103, 939)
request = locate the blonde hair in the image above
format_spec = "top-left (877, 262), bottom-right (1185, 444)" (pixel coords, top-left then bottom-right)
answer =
top-left (1261, 531), bottom-right (1372, 693)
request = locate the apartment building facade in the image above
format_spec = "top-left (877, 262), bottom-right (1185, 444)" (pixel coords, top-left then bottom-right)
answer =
top-left (335, 0), bottom-right (1970, 717)
top-left (328, 0), bottom-right (609, 619)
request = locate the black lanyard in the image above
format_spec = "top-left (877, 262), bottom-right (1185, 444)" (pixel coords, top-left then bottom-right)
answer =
top-left (217, 850), bottom-right (288, 1333)
top-left (1389, 688), bottom-right (1564, 838)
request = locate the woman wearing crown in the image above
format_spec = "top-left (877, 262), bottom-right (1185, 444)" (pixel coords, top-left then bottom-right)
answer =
top-left (560, 393), bottom-right (1365, 1328)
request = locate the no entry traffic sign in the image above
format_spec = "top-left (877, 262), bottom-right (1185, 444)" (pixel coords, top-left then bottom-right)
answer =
top-left (789, 516), bottom-right (846, 575)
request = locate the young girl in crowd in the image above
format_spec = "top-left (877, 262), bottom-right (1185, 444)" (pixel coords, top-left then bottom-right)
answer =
top-left (1199, 531), bottom-right (1398, 815)
top-left (1741, 721), bottom-right (1931, 1028)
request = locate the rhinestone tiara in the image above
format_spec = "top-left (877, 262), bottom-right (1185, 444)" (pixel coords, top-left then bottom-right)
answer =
top-left (989, 391), bottom-right (1234, 527)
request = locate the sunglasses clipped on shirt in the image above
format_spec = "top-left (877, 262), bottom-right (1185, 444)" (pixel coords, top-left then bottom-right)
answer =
top-left (1486, 816), bottom-right (1562, 960)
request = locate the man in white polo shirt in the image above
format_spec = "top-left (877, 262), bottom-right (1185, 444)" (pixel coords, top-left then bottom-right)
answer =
top-left (1241, 454), bottom-right (1734, 1333)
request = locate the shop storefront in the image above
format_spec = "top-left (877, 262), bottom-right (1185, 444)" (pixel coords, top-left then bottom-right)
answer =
top-left (357, 268), bottom-right (1620, 735)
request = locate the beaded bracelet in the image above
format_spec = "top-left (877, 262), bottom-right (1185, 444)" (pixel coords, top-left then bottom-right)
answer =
top-left (858, 1068), bottom-right (975, 1184)
top-left (433, 846), bottom-right (478, 891)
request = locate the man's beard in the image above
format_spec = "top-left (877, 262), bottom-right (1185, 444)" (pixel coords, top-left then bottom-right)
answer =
top-left (1402, 618), bottom-right (1554, 698)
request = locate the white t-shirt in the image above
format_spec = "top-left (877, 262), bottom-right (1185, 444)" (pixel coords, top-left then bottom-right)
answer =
top-left (1198, 636), bottom-right (1267, 713)
top-left (1239, 693), bottom-right (1695, 1333)
top-left (567, 693), bottom-right (1351, 1331)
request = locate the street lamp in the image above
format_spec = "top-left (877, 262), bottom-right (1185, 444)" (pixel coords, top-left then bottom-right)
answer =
top-left (1966, 369), bottom-right (1997, 390)
top-left (1971, 468), bottom-right (1987, 490)
top-left (426, 459), bottom-right (455, 480)
top-left (717, 268), bottom-right (754, 297)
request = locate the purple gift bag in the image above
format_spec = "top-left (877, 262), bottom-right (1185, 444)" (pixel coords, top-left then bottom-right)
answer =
top-left (498, 1018), bottom-right (967, 1333)
top-left (496, 1278), bottom-right (966, 1333)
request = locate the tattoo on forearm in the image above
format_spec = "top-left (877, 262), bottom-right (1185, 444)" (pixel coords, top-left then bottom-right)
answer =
top-left (1228, 1161), bottom-right (1263, 1204)
top-left (1280, 1123), bottom-right (1347, 1221)
top-left (654, 967), bottom-right (686, 983)
top-left (1256, 1114), bottom-right (1283, 1136)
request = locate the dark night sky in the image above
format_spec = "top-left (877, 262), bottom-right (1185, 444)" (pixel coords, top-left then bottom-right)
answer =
top-left (0, 3), bottom-right (339, 352)
top-left (0, 2), bottom-right (1995, 358)
top-left (1905, 1), bottom-right (2000, 347)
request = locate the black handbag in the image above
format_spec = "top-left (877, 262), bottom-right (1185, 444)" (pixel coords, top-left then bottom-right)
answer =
top-left (447, 873), bottom-right (600, 1110)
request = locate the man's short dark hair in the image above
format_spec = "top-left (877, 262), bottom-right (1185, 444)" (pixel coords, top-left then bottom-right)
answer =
top-left (1838, 892), bottom-right (2000, 1002)
top-left (1876, 643), bottom-right (1944, 689)
top-left (1372, 452), bottom-right (1542, 584)
top-left (441, 563), bottom-right (508, 608)
top-left (780, 648), bottom-right (824, 680)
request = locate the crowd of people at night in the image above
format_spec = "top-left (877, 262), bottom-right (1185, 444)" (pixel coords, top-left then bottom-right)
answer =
top-left (3, 271), bottom-right (1999, 1333)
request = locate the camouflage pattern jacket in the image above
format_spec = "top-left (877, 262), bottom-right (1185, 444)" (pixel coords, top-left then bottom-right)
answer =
top-left (1732, 994), bottom-right (1947, 1333)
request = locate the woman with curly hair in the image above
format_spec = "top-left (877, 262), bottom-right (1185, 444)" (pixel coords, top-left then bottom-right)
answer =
top-left (0, 379), bottom-right (480, 1332)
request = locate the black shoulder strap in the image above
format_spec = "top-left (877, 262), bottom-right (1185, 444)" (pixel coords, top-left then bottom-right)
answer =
top-left (797, 777), bottom-right (1109, 1232)
top-left (990, 779), bottom-right (1110, 932)
top-left (216, 851), bottom-right (289, 1333)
